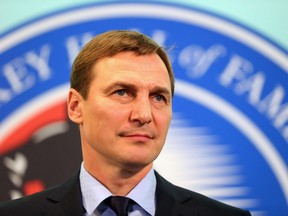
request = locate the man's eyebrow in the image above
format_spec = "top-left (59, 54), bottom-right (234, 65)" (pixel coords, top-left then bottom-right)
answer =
top-left (103, 81), bottom-right (137, 93)
top-left (104, 81), bottom-right (171, 97)
top-left (151, 86), bottom-right (171, 96)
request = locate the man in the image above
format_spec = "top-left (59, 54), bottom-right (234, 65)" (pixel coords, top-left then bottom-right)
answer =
top-left (0, 30), bottom-right (251, 216)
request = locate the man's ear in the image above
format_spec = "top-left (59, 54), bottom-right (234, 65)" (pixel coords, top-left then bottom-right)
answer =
top-left (67, 88), bottom-right (84, 124)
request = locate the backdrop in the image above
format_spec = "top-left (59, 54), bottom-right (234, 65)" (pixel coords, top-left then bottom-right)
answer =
top-left (1, 1), bottom-right (287, 215)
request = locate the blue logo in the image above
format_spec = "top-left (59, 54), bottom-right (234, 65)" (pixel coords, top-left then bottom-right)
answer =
top-left (0, 2), bottom-right (287, 215)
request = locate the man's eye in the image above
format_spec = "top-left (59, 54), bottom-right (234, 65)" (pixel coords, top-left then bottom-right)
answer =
top-left (154, 94), bottom-right (165, 102)
top-left (115, 89), bottom-right (127, 96)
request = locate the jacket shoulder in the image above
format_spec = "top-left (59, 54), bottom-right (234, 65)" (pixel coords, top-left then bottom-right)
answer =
top-left (0, 185), bottom-right (59, 215)
top-left (0, 172), bottom-right (82, 216)
top-left (155, 171), bottom-right (251, 216)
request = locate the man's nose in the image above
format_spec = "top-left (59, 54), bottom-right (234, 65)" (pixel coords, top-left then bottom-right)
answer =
top-left (130, 96), bottom-right (152, 125)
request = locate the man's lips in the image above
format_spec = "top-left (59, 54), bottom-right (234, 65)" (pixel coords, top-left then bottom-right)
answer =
top-left (119, 131), bottom-right (155, 141)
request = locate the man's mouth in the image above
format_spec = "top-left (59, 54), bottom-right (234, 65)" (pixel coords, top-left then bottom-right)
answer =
top-left (119, 131), bottom-right (155, 142)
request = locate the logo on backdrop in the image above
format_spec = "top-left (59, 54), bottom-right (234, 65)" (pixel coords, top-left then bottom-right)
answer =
top-left (0, 2), bottom-right (287, 215)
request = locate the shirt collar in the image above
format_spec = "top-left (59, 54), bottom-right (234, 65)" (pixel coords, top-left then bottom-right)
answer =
top-left (79, 162), bottom-right (156, 215)
top-left (127, 167), bottom-right (156, 215)
top-left (80, 163), bottom-right (112, 215)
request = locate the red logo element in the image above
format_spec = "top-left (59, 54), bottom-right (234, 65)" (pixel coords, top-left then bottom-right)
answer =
top-left (23, 180), bottom-right (45, 196)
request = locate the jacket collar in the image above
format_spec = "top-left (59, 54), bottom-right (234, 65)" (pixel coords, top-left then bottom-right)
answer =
top-left (154, 171), bottom-right (197, 216)
top-left (43, 170), bottom-right (195, 216)
top-left (44, 171), bottom-right (85, 216)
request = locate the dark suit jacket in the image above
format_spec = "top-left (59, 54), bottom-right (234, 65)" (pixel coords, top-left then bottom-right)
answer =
top-left (0, 171), bottom-right (251, 216)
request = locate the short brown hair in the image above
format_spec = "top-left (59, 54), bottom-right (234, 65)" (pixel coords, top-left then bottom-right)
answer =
top-left (70, 30), bottom-right (175, 99)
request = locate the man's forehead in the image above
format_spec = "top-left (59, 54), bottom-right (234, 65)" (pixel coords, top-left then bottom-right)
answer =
top-left (90, 52), bottom-right (172, 92)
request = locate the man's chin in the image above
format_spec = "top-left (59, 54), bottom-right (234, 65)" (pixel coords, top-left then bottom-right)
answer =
top-left (121, 158), bottom-right (153, 174)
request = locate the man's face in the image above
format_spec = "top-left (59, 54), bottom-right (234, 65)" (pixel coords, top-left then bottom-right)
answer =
top-left (72, 51), bottom-right (172, 170)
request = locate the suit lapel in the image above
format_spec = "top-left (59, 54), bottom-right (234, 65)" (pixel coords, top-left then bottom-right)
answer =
top-left (154, 171), bottom-right (198, 216)
top-left (44, 171), bottom-right (85, 216)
